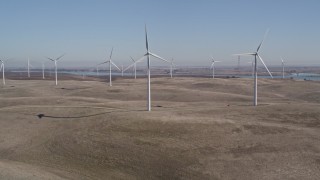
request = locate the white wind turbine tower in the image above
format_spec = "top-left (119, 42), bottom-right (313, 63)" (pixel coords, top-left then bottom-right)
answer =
top-left (210, 57), bottom-right (221, 79)
top-left (27, 57), bottom-right (34, 78)
top-left (121, 64), bottom-right (124, 77)
top-left (281, 57), bottom-right (285, 79)
top-left (96, 66), bottom-right (99, 76)
top-left (137, 25), bottom-right (170, 111)
top-left (234, 29), bottom-right (273, 106)
top-left (0, 60), bottom-right (5, 85)
top-left (170, 58), bottom-right (176, 78)
top-left (42, 62), bottom-right (45, 79)
top-left (46, 54), bottom-right (66, 86)
top-left (28, 58), bottom-right (30, 77)
top-left (130, 57), bottom-right (137, 79)
top-left (98, 47), bottom-right (121, 86)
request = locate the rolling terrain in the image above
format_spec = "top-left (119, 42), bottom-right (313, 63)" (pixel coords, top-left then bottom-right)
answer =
top-left (0, 77), bottom-right (319, 179)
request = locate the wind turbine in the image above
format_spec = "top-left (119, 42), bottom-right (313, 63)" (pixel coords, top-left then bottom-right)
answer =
top-left (27, 57), bottom-right (34, 78)
top-left (0, 60), bottom-right (5, 85)
top-left (46, 54), bottom-right (66, 86)
top-left (28, 58), bottom-right (30, 77)
top-left (234, 29), bottom-right (273, 106)
top-left (281, 57), bottom-right (285, 79)
top-left (96, 66), bottom-right (99, 76)
top-left (143, 25), bottom-right (170, 111)
top-left (130, 57), bottom-right (138, 79)
top-left (98, 47), bottom-right (121, 86)
top-left (130, 57), bottom-right (137, 79)
top-left (247, 61), bottom-right (254, 78)
top-left (210, 57), bottom-right (221, 79)
top-left (136, 25), bottom-right (170, 111)
top-left (42, 62), bottom-right (45, 79)
top-left (170, 58), bottom-right (176, 78)
top-left (124, 56), bottom-right (140, 79)
top-left (121, 64), bottom-right (124, 77)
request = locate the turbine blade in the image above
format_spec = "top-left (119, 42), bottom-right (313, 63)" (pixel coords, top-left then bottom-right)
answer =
top-left (256, 28), bottom-right (270, 52)
top-left (109, 47), bottom-right (113, 60)
top-left (130, 56), bottom-right (136, 62)
top-left (233, 53), bottom-right (256, 56)
top-left (123, 64), bottom-right (134, 72)
top-left (46, 57), bottom-right (55, 61)
top-left (56, 53), bottom-right (66, 61)
top-left (149, 52), bottom-right (170, 63)
top-left (257, 54), bottom-right (273, 78)
top-left (145, 24), bottom-right (149, 51)
top-left (97, 61), bottom-right (108, 66)
top-left (210, 62), bottom-right (214, 69)
top-left (111, 61), bottom-right (121, 71)
top-left (135, 55), bottom-right (147, 63)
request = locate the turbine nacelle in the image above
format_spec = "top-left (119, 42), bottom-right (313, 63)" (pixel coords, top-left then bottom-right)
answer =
top-left (46, 53), bottom-right (66, 62)
top-left (281, 57), bottom-right (285, 64)
top-left (97, 60), bottom-right (121, 71)
top-left (210, 57), bottom-right (221, 69)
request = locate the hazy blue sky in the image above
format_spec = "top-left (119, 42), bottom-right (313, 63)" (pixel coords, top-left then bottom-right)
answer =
top-left (0, 0), bottom-right (319, 68)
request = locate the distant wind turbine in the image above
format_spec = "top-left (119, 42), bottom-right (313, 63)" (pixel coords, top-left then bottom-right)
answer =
top-left (42, 62), bottom-right (45, 79)
top-left (27, 57), bottom-right (34, 78)
top-left (210, 57), bottom-right (221, 79)
top-left (98, 47), bottom-right (121, 86)
top-left (46, 53), bottom-right (66, 85)
top-left (281, 57), bottom-right (285, 79)
top-left (234, 29), bottom-right (273, 106)
top-left (96, 66), bottom-right (99, 76)
top-left (121, 64), bottom-right (124, 77)
top-left (247, 61), bottom-right (254, 78)
top-left (28, 58), bottom-right (30, 78)
top-left (124, 56), bottom-right (142, 79)
top-left (130, 57), bottom-right (137, 79)
top-left (170, 58), bottom-right (176, 78)
top-left (130, 57), bottom-right (138, 79)
top-left (0, 60), bottom-right (5, 85)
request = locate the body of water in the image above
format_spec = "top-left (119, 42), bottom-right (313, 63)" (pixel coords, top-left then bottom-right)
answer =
top-left (237, 73), bottom-right (320, 81)
top-left (9, 70), bottom-right (320, 81)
